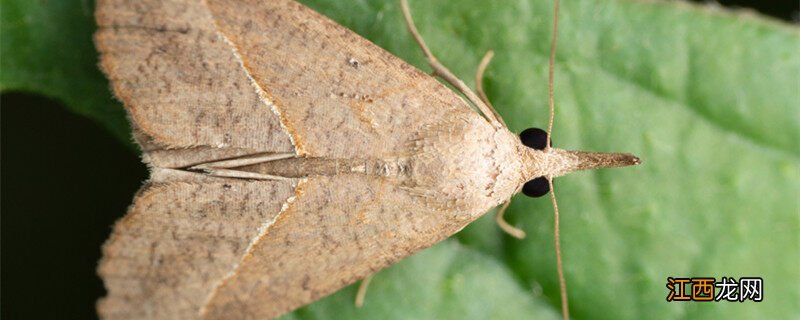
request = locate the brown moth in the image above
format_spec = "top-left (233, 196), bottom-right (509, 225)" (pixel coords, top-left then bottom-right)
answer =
top-left (95, 0), bottom-right (639, 319)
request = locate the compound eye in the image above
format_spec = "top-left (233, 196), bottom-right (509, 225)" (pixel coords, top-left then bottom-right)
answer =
top-left (519, 128), bottom-right (549, 150)
top-left (522, 176), bottom-right (550, 197)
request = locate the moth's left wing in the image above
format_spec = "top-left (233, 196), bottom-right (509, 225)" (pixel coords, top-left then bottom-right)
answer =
top-left (95, 0), bottom-right (296, 168)
top-left (204, 0), bottom-right (480, 159)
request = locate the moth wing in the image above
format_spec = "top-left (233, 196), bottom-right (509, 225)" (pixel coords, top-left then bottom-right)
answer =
top-left (95, 0), bottom-right (295, 168)
top-left (201, 175), bottom-right (473, 319)
top-left (205, 0), bottom-right (479, 158)
top-left (96, 0), bottom-right (490, 319)
top-left (97, 179), bottom-right (296, 320)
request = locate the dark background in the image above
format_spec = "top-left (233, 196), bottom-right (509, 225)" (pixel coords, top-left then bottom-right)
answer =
top-left (1, 1), bottom-right (796, 319)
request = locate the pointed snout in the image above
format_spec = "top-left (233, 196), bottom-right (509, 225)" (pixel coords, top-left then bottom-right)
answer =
top-left (546, 149), bottom-right (641, 178)
top-left (565, 150), bottom-right (641, 169)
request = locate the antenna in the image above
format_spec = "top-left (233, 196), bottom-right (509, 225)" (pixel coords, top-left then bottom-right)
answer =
top-left (546, 0), bottom-right (559, 149)
top-left (547, 0), bottom-right (569, 319)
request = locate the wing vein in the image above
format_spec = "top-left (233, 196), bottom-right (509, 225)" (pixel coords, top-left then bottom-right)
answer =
top-left (198, 178), bottom-right (307, 317)
top-left (207, 8), bottom-right (302, 155)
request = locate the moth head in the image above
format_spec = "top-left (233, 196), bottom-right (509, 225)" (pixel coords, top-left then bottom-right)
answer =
top-left (517, 127), bottom-right (641, 198)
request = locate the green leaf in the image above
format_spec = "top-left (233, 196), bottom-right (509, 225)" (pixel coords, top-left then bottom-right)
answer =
top-left (4, 0), bottom-right (797, 319)
top-left (1, 0), bottom-right (131, 145)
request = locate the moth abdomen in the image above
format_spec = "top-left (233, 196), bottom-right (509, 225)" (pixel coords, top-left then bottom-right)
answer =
top-left (233, 156), bottom-right (413, 179)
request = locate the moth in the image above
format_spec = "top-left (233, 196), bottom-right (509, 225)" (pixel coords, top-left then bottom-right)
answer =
top-left (95, 0), bottom-right (639, 319)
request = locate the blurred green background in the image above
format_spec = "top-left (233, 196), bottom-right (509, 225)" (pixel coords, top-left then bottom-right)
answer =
top-left (2, 0), bottom-right (798, 319)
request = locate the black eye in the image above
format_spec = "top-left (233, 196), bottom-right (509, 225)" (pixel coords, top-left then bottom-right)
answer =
top-left (519, 128), bottom-right (550, 150)
top-left (522, 176), bottom-right (550, 197)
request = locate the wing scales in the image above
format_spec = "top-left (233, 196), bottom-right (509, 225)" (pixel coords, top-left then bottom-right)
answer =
top-left (95, 0), bottom-right (488, 319)
top-left (97, 180), bottom-right (295, 319)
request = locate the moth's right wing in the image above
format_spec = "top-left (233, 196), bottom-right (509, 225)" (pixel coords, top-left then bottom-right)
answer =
top-left (98, 173), bottom-right (473, 320)
top-left (200, 175), bottom-right (473, 320)
top-left (97, 179), bottom-right (296, 320)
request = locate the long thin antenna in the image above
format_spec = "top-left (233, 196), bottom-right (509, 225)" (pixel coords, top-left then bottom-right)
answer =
top-left (549, 178), bottom-right (569, 320)
top-left (547, 0), bottom-right (568, 319)
top-left (546, 0), bottom-right (560, 149)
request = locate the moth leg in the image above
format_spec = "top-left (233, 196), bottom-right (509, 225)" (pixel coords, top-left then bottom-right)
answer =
top-left (190, 152), bottom-right (295, 170)
top-left (496, 200), bottom-right (526, 239)
top-left (400, 0), bottom-right (504, 129)
top-left (474, 50), bottom-right (507, 127)
top-left (354, 274), bottom-right (374, 308)
top-left (189, 152), bottom-right (295, 181)
top-left (192, 167), bottom-right (293, 181)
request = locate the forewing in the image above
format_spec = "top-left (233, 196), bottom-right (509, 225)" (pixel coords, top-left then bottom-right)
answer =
top-left (95, 0), bottom-right (295, 167)
top-left (205, 0), bottom-right (476, 158)
top-left (97, 180), bottom-right (295, 320)
top-left (201, 175), bottom-right (471, 319)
